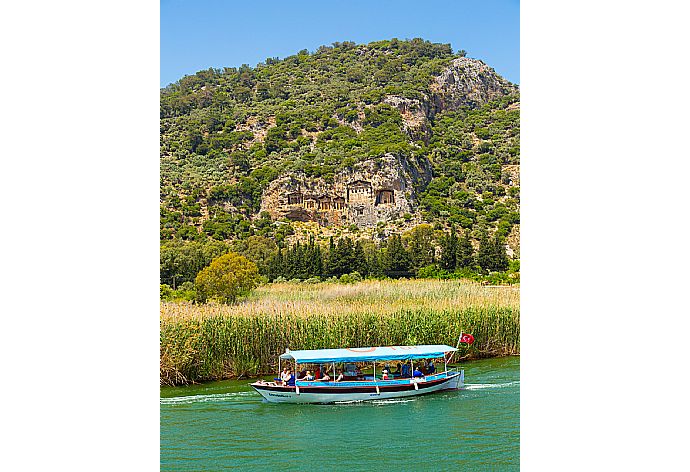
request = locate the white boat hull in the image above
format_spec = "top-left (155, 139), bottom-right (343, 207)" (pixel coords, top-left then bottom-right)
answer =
top-left (251, 371), bottom-right (464, 404)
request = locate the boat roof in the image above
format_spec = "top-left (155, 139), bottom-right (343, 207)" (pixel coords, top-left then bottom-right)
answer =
top-left (279, 345), bottom-right (457, 364)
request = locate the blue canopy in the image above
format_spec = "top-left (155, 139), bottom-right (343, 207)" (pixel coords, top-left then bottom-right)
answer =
top-left (279, 345), bottom-right (456, 364)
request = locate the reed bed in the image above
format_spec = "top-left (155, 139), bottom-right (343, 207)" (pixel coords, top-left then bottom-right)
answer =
top-left (161, 279), bottom-right (519, 321)
top-left (160, 280), bottom-right (519, 386)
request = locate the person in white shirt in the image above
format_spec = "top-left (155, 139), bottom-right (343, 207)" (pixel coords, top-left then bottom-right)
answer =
top-left (280, 368), bottom-right (290, 386)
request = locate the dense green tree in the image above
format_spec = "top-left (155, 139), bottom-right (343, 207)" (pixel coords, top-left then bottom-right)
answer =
top-left (383, 234), bottom-right (411, 276)
top-left (353, 240), bottom-right (368, 276)
top-left (477, 232), bottom-right (493, 273)
top-left (440, 225), bottom-right (458, 270)
top-left (230, 235), bottom-right (278, 276)
top-left (194, 252), bottom-right (261, 303)
top-left (456, 232), bottom-right (475, 269)
top-left (404, 224), bottom-right (436, 271)
top-left (492, 235), bottom-right (510, 272)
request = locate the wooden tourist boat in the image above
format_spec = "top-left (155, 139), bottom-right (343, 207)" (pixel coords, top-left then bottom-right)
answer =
top-left (250, 343), bottom-right (470, 404)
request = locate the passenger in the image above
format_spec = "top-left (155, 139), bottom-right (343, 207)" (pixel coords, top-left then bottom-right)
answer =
top-left (335, 371), bottom-right (344, 382)
top-left (394, 363), bottom-right (402, 377)
top-left (287, 371), bottom-right (296, 387)
top-left (321, 372), bottom-right (331, 381)
top-left (413, 366), bottom-right (424, 378)
top-left (297, 368), bottom-right (308, 380)
top-left (303, 370), bottom-right (314, 381)
top-left (314, 366), bottom-right (322, 380)
top-left (382, 369), bottom-right (390, 380)
top-left (280, 368), bottom-right (290, 386)
top-left (426, 360), bottom-right (436, 375)
top-left (401, 363), bottom-right (411, 378)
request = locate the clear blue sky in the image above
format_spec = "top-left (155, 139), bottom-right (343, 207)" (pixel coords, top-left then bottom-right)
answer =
top-left (161, 0), bottom-right (519, 87)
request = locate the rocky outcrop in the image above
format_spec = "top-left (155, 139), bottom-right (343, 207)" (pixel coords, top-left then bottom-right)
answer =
top-left (260, 154), bottom-right (423, 228)
top-left (382, 58), bottom-right (517, 143)
top-left (383, 95), bottom-right (432, 142)
top-left (431, 57), bottom-right (517, 111)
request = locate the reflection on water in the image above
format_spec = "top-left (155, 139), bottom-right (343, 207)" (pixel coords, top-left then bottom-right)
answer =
top-left (161, 356), bottom-right (519, 471)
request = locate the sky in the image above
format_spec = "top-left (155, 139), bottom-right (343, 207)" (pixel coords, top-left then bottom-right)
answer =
top-left (161, 0), bottom-right (519, 87)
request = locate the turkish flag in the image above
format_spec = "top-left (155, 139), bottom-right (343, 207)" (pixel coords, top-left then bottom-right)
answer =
top-left (460, 333), bottom-right (475, 344)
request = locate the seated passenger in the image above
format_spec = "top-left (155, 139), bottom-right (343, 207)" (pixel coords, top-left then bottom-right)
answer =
top-left (314, 366), bottom-right (322, 380)
top-left (412, 366), bottom-right (423, 378)
top-left (287, 371), bottom-right (296, 386)
top-left (426, 360), bottom-right (436, 375)
top-left (382, 369), bottom-right (390, 380)
top-left (320, 373), bottom-right (331, 381)
top-left (335, 371), bottom-right (344, 382)
top-left (280, 368), bottom-right (290, 386)
top-left (401, 363), bottom-right (411, 378)
top-left (394, 363), bottom-right (402, 376)
top-left (303, 370), bottom-right (314, 381)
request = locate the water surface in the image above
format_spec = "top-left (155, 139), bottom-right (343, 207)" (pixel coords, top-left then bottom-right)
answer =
top-left (161, 356), bottom-right (519, 471)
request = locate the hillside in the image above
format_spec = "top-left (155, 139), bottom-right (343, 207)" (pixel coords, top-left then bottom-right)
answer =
top-left (160, 38), bottom-right (519, 286)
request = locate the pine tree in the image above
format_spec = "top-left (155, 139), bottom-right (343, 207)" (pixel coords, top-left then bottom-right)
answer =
top-left (383, 234), bottom-right (411, 276)
top-left (313, 244), bottom-right (324, 277)
top-left (492, 234), bottom-right (509, 272)
top-left (353, 240), bottom-right (368, 276)
top-left (456, 231), bottom-right (475, 269)
top-left (267, 247), bottom-right (284, 281)
top-left (324, 236), bottom-right (336, 276)
top-left (440, 225), bottom-right (458, 270)
top-left (477, 231), bottom-right (493, 273)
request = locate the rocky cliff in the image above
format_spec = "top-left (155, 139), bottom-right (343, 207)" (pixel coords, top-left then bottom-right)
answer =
top-left (431, 57), bottom-right (517, 111)
top-left (261, 154), bottom-right (427, 228)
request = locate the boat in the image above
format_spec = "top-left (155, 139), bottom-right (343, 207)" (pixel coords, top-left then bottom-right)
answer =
top-left (250, 344), bottom-right (466, 404)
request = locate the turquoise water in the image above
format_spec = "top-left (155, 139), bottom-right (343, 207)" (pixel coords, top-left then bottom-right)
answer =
top-left (161, 356), bottom-right (519, 471)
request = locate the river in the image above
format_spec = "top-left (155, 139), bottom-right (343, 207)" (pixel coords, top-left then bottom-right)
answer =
top-left (161, 356), bottom-right (519, 471)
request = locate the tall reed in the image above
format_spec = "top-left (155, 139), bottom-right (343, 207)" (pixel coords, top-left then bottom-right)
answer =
top-left (160, 306), bottom-right (519, 386)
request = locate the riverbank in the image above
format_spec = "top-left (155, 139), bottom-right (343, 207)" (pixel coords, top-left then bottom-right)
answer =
top-left (160, 279), bottom-right (519, 386)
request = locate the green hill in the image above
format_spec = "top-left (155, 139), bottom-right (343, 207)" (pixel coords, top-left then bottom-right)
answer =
top-left (160, 38), bottom-right (519, 287)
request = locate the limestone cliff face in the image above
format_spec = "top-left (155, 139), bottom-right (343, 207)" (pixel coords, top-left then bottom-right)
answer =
top-left (260, 154), bottom-right (423, 228)
top-left (430, 57), bottom-right (517, 111)
top-left (382, 95), bottom-right (432, 142)
top-left (382, 57), bottom-right (517, 142)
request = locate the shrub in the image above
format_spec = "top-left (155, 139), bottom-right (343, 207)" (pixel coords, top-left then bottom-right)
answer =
top-left (339, 271), bottom-right (362, 284)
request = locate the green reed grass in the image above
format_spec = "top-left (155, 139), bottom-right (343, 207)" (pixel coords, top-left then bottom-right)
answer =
top-left (160, 307), bottom-right (520, 386)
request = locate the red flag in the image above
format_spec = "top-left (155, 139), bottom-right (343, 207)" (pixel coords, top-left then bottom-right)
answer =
top-left (460, 333), bottom-right (475, 344)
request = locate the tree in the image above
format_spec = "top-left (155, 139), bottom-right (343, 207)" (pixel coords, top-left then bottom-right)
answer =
top-left (404, 224), bottom-right (436, 271)
top-left (231, 235), bottom-right (277, 276)
top-left (477, 232), bottom-right (493, 273)
top-left (492, 234), bottom-right (509, 272)
top-left (456, 231), bottom-right (475, 269)
top-left (353, 240), bottom-right (368, 276)
top-left (440, 225), bottom-right (458, 270)
top-left (195, 252), bottom-right (261, 304)
top-left (383, 234), bottom-right (411, 276)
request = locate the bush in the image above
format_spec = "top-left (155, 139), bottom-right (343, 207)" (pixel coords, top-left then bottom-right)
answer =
top-left (416, 265), bottom-right (450, 279)
top-left (339, 271), bottom-right (362, 284)
top-left (160, 284), bottom-right (173, 300)
top-left (304, 277), bottom-right (321, 284)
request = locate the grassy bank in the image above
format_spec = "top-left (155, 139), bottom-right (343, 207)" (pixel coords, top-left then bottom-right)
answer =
top-left (160, 279), bottom-right (519, 386)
